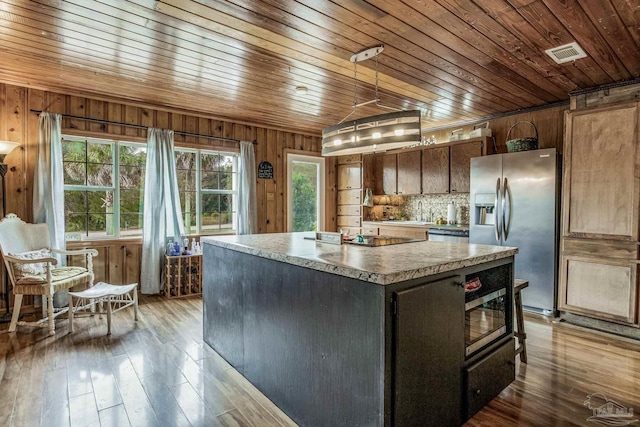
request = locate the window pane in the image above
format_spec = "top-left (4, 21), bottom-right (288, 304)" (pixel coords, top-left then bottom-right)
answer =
top-left (219, 172), bottom-right (233, 191)
top-left (201, 193), bottom-right (235, 233)
top-left (87, 162), bottom-right (113, 187)
top-left (64, 190), bottom-right (115, 237)
top-left (292, 162), bottom-right (318, 232)
top-left (120, 165), bottom-right (145, 189)
top-left (87, 140), bottom-right (113, 164)
top-left (121, 213), bottom-right (143, 236)
top-left (180, 191), bottom-right (197, 234)
top-left (120, 144), bottom-right (147, 166)
top-left (64, 161), bottom-right (87, 185)
top-left (63, 139), bottom-right (87, 162)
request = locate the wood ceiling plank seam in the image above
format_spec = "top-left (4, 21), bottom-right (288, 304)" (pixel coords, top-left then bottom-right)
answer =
top-left (0, 32), bottom-right (351, 117)
top-left (0, 6), bottom-right (392, 113)
top-left (336, 0), bottom-right (557, 105)
top-left (541, 0), bottom-right (632, 82)
top-left (578, 0), bottom-right (640, 77)
top-left (15, 0), bottom-right (364, 101)
top-left (433, 0), bottom-right (582, 92)
top-left (0, 7), bottom-right (384, 120)
top-left (20, 0), bottom-right (480, 122)
top-left (153, 0), bottom-right (446, 104)
top-left (411, 0), bottom-right (571, 98)
top-left (509, 0), bottom-right (612, 86)
top-left (279, 0), bottom-right (538, 111)
top-left (0, 63), bottom-right (326, 133)
top-left (218, 0), bottom-right (513, 114)
top-left (608, 0), bottom-right (640, 50)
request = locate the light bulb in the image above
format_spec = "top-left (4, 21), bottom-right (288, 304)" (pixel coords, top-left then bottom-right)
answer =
top-left (394, 129), bottom-right (405, 136)
top-left (372, 132), bottom-right (381, 139)
top-left (334, 139), bottom-right (342, 146)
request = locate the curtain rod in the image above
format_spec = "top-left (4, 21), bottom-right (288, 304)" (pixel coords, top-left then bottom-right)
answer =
top-left (29, 109), bottom-right (257, 145)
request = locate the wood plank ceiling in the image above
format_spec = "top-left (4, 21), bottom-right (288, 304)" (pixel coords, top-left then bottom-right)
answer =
top-left (0, 0), bottom-right (638, 135)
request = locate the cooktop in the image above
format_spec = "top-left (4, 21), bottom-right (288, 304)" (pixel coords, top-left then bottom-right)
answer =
top-left (344, 236), bottom-right (423, 247)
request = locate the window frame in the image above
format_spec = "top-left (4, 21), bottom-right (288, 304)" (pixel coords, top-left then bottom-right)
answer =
top-left (174, 147), bottom-right (239, 235)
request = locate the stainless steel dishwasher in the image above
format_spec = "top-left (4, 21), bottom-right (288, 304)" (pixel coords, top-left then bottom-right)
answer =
top-left (428, 227), bottom-right (469, 243)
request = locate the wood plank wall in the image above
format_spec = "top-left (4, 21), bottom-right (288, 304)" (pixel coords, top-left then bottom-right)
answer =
top-left (0, 83), bottom-right (337, 234)
top-left (421, 104), bottom-right (568, 155)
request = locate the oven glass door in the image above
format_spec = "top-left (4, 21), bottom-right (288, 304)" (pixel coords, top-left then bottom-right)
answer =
top-left (465, 288), bottom-right (507, 356)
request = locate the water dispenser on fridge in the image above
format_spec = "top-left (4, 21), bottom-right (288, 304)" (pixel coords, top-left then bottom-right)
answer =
top-left (474, 193), bottom-right (495, 225)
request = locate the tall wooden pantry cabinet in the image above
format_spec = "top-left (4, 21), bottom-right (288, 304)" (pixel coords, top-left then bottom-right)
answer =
top-left (559, 101), bottom-right (640, 325)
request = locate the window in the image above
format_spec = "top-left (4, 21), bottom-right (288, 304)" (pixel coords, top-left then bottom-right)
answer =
top-left (287, 153), bottom-right (325, 232)
top-left (63, 135), bottom-right (238, 239)
top-left (63, 136), bottom-right (146, 238)
top-left (175, 148), bottom-right (238, 234)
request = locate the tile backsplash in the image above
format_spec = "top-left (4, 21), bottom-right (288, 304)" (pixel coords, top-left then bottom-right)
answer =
top-left (367, 193), bottom-right (470, 224)
top-left (405, 193), bottom-right (470, 224)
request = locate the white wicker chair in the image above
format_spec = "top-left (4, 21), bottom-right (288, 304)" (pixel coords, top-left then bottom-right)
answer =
top-left (0, 213), bottom-right (98, 336)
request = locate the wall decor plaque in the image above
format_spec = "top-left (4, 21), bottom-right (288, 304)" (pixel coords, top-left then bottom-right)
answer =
top-left (258, 161), bottom-right (274, 179)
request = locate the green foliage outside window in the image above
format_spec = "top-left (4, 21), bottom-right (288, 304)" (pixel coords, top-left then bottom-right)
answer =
top-left (292, 162), bottom-right (318, 232)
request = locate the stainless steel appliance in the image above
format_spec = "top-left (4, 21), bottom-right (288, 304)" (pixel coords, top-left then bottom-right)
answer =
top-left (470, 148), bottom-right (560, 315)
top-left (428, 227), bottom-right (469, 243)
top-left (465, 281), bottom-right (508, 357)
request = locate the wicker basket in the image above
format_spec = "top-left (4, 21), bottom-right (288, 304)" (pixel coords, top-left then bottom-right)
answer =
top-left (506, 121), bottom-right (538, 152)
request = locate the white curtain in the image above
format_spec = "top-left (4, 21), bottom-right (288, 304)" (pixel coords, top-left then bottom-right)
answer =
top-left (237, 141), bottom-right (257, 234)
top-left (33, 112), bottom-right (65, 264)
top-left (33, 112), bottom-right (66, 307)
top-left (140, 128), bottom-right (185, 294)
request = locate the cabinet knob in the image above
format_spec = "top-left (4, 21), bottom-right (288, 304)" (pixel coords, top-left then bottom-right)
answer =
top-left (476, 389), bottom-right (481, 396)
top-left (457, 282), bottom-right (464, 288)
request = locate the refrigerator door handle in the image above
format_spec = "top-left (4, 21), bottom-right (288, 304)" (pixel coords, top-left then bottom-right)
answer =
top-left (495, 178), bottom-right (502, 241)
top-left (503, 177), bottom-right (511, 241)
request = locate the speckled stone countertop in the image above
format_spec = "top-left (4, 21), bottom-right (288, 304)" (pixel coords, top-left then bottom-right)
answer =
top-left (202, 232), bottom-right (518, 286)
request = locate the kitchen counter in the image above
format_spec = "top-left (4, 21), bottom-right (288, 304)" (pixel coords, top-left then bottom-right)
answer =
top-left (202, 232), bottom-right (516, 285)
top-left (202, 232), bottom-right (517, 426)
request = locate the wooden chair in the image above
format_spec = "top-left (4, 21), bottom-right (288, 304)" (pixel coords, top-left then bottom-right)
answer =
top-left (0, 213), bottom-right (98, 336)
top-left (514, 279), bottom-right (529, 363)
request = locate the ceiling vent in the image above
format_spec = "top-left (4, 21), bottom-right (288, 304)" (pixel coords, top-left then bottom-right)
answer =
top-left (545, 42), bottom-right (587, 64)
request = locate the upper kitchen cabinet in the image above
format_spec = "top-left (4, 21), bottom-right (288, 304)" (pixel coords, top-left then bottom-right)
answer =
top-left (562, 102), bottom-right (640, 241)
top-left (450, 141), bottom-right (484, 193)
top-left (374, 153), bottom-right (398, 195)
top-left (422, 146), bottom-right (450, 194)
top-left (337, 163), bottom-right (361, 190)
top-left (397, 151), bottom-right (422, 195)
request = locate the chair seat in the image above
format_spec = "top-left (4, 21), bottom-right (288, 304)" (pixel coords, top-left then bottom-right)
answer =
top-left (69, 282), bottom-right (138, 299)
top-left (14, 267), bottom-right (90, 294)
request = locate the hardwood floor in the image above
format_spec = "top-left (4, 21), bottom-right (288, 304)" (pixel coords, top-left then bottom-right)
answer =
top-left (1, 296), bottom-right (639, 426)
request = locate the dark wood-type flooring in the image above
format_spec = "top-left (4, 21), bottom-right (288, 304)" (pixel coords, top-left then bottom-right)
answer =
top-left (1, 296), bottom-right (639, 427)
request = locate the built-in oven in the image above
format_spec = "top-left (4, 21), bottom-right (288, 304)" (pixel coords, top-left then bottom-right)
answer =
top-left (464, 264), bottom-right (512, 358)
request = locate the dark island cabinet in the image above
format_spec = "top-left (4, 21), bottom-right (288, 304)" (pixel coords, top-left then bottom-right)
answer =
top-left (393, 275), bottom-right (464, 427)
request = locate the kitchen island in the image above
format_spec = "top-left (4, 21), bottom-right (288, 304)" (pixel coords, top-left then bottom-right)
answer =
top-left (202, 233), bottom-right (518, 427)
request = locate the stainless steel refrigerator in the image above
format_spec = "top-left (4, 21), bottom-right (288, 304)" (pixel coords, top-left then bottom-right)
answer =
top-left (470, 148), bottom-right (560, 315)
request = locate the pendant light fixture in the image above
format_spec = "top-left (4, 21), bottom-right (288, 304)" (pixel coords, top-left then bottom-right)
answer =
top-left (322, 46), bottom-right (421, 156)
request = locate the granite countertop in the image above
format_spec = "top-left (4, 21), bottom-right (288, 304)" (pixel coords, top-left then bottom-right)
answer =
top-left (363, 221), bottom-right (470, 230)
top-left (202, 232), bottom-right (517, 285)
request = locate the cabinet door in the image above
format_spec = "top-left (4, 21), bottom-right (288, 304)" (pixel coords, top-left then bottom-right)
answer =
top-left (397, 151), bottom-right (421, 195)
top-left (374, 154), bottom-right (397, 195)
top-left (422, 146), bottom-right (450, 194)
top-left (560, 254), bottom-right (637, 324)
top-left (450, 141), bottom-right (483, 193)
top-left (337, 189), bottom-right (361, 205)
top-left (563, 102), bottom-right (639, 240)
top-left (337, 164), bottom-right (361, 190)
top-left (393, 276), bottom-right (464, 427)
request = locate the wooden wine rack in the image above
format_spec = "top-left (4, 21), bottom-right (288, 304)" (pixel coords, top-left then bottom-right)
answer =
top-left (164, 254), bottom-right (202, 299)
